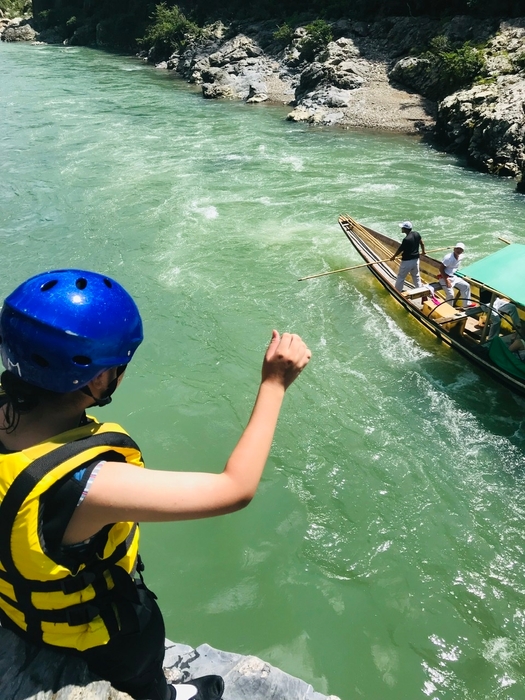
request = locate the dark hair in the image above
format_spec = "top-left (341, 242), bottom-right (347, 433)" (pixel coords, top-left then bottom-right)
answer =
top-left (0, 371), bottom-right (63, 433)
top-left (479, 289), bottom-right (493, 305)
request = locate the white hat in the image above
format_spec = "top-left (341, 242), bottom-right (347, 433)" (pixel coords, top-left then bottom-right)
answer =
top-left (399, 221), bottom-right (413, 230)
top-left (455, 242), bottom-right (465, 250)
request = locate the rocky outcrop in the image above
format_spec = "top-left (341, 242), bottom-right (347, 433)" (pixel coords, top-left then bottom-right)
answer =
top-left (1, 17), bottom-right (37, 41)
top-left (435, 77), bottom-right (525, 176)
top-left (156, 20), bottom-right (434, 132)
top-left (431, 20), bottom-right (525, 180)
top-left (0, 626), bottom-right (339, 700)
top-left (172, 28), bottom-right (295, 104)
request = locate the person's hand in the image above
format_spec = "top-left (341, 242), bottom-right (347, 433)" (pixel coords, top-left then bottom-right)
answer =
top-left (446, 278), bottom-right (452, 288)
top-left (261, 331), bottom-right (311, 390)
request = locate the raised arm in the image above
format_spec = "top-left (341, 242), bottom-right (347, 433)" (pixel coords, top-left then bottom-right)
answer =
top-left (63, 331), bottom-right (311, 545)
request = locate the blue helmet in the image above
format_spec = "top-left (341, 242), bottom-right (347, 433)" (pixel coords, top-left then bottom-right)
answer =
top-left (0, 269), bottom-right (143, 393)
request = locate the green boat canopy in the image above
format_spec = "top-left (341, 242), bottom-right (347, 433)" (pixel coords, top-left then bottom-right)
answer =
top-left (459, 244), bottom-right (525, 307)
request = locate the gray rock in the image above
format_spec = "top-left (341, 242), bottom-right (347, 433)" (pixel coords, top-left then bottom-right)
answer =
top-left (164, 642), bottom-right (340, 700)
top-left (208, 34), bottom-right (262, 67)
top-left (246, 82), bottom-right (269, 102)
top-left (295, 60), bottom-right (364, 107)
top-left (324, 37), bottom-right (361, 62)
top-left (202, 82), bottom-right (237, 99)
top-left (36, 27), bottom-right (64, 44)
top-left (2, 20), bottom-right (37, 42)
top-left (436, 75), bottom-right (525, 176)
top-left (389, 56), bottom-right (438, 98)
top-left (67, 24), bottom-right (95, 47)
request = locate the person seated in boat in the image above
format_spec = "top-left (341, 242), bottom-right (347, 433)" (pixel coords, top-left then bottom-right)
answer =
top-left (438, 243), bottom-right (472, 309)
top-left (0, 270), bottom-right (312, 700)
top-left (389, 220), bottom-right (426, 292)
top-left (478, 290), bottom-right (523, 341)
top-left (501, 333), bottom-right (525, 361)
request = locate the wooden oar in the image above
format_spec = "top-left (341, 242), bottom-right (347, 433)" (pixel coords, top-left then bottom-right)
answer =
top-left (298, 246), bottom-right (452, 281)
top-left (499, 236), bottom-right (511, 245)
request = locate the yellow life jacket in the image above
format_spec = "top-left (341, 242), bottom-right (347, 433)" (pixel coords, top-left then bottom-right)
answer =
top-left (0, 418), bottom-right (145, 651)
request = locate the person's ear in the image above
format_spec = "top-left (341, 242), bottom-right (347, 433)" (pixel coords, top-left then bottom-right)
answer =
top-left (86, 369), bottom-right (113, 395)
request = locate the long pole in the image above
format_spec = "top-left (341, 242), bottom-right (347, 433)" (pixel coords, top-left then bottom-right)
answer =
top-left (298, 246), bottom-right (452, 282)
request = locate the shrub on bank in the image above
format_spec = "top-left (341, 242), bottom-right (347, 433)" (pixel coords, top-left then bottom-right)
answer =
top-left (0, 0), bottom-right (29, 16)
top-left (299, 19), bottom-right (333, 60)
top-left (139, 3), bottom-right (201, 57)
top-left (273, 22), bottom-right (294, 46)
top-left (391, 34), bottom-right (487, 100)
top-left (430, 41), bottom-right (486, 96)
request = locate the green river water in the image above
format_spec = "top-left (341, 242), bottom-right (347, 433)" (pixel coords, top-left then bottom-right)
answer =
top-left (3, 42), bottom-right (525, 700)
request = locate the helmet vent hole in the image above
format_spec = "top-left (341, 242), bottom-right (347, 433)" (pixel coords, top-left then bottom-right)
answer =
top-left (32, 354), bottom-right (49, 368)
top-left (72, 355), bottom-right (92, 366)
top-left (103, 278), bottom-right (112, 288)
top-left (76, 278), bottom-right (87, 290)
top-left (41, 280), bottom-right (58, 292)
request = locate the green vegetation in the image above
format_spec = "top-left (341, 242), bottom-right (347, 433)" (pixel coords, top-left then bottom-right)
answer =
top-left (513, 52), bottom-right (525, 71)
top-left (0, 0), bottom-right (29, 16)
top-left (273, 22), bottom-right (294, 46)
top-left (422, 37), bottom-right (486, 98)
top-left (299, 19), bottom-right (333, 60)
top-left (138, 3), bottom-right (202, 56)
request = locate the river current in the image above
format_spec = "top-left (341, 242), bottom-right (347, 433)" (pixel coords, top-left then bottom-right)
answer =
top-left (2, 42), bottom-right (525, 700)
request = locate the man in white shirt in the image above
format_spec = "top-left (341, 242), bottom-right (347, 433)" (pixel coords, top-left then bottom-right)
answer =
top-left (438, 242), bottom-right (471, 308)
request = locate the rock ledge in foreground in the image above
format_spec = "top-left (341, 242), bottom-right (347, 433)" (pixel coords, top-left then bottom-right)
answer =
top-left (0, 626), bottom-right (340, 700)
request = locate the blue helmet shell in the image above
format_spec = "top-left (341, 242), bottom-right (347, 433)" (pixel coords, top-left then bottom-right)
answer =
top-left (0, 269), bottom-right (143, 393)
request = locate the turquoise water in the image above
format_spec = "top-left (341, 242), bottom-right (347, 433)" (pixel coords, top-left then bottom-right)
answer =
top-left (2, 42), bottom-right (525, 700)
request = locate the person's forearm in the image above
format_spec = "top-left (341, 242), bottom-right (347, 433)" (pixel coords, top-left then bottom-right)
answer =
top-left (222, 380), bottom-right (286, 506)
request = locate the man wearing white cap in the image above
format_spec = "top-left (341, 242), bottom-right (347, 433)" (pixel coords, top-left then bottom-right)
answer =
top-left (438, 243), bottom-right (471, 308)
top-left (390, 221), bottom-right (426, 292)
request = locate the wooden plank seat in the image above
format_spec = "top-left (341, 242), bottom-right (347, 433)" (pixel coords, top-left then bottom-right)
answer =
top-left (435, 313), bottom-right (467, 326)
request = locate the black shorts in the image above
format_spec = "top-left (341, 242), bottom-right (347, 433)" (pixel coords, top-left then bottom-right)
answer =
top-left (80, 589), bottom-right (168, 700)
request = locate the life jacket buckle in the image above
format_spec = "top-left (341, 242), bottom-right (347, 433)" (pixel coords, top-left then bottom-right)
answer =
top-left (60, 571), bottom-right (97, 595)
top-left (66, 602), bottom-right (99, 626)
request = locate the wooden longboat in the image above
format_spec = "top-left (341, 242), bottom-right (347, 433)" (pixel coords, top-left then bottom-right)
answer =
top-left (338, 214), bottom-right (525, 397)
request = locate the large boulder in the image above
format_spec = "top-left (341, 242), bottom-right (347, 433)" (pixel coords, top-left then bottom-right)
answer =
top-left (67, 24), bottom-right (96, 46)
top-left (389, 57), bottom-right (437, 97)
top-left (1, 19), bottom-right (37, 42)
top-left (208, 34), bottom-right (263, 66)
top-left (295, 60), bottom-right (364, 102)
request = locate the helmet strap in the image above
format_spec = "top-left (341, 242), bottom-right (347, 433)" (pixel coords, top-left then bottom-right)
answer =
top-left (80, 384), bottom-right (113, 407)
top-left (80, 365), bottom-right (126, 407)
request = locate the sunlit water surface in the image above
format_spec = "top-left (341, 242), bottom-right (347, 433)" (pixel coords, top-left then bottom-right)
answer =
top-left (3, 42), bottom-right (525, 700)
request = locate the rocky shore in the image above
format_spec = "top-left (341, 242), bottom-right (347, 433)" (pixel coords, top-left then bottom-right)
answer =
top-left (3, 12), bottom-right (525, 188)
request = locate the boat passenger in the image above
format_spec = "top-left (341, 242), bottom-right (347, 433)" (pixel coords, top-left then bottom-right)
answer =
top-left (389, 220), bottom-right (426, 292)
top-left (478, 290), bottom-right (523, 341)
top-left (502, 333), bottom-right (525, 360)
top-left (438, 243), bottom-right (472, 309)
top-left (0, 270), bottom-right (311, 700)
